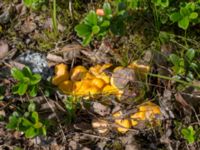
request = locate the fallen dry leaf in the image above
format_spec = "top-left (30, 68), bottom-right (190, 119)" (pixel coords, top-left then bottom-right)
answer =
top-left (0, 40), bottom-right (9, 59)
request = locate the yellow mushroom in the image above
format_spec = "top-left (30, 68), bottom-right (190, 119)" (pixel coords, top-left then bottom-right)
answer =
top-left (91, 78), bottom-right (106, 89)
top-left (58, 80), bottom-right (73, 94)
top-left (70, 65), bottom-right (88, 81)
top-left (52, 63), bottom-right (69, 85)
top-left (128, 61), bottom-right (150, 80)
top-left (102, 85), bottom-right (123, 98)
top-left (130, 102), bottom-right (162, 127)
top-left (113, 111), bottom-right (131, 133)
top-left (73, 80), bottom-right (100, 97)
top-left (89, 64), bottom-right (111, 84)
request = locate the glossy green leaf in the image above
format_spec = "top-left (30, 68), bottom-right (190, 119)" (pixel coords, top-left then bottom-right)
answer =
top-left (92, 25), bottom-right (100, 34)
top-left (189, 12), bottom-right (198, 19)
top-left (178, 17), bottom-right (189, 30)
top-left (186, 49), bottom-right (195, 61)
top-left (169, 54), bottom-right (180, 66)
top-left (22, 67), bottom-right (32, 78)
top-left (103, 2), bottom-right (112, 16)
top-left (100, 20), bottom-right (110, 27)
top-left (82, 34), bottom-right (92, 46)
top-left (17, 83), bottom-right (28, 96)
top-left (169, 12), bottom-right (181, 22)
top-left (75, 24), bottom-right (91, 38)
top-left (29, 85), bottom-right (38, 97)
top-left (25, 127), bottom-right (37, 138)
top-left (30, 74), bottom-right (41, 85)
top-left (31, 111), bottom-right (39, 123)
top-left (11, 67), bottom-right (24, 81)
top-left (6, 115), bottom-right (19, 129)
top-left (84, 10), bottom-right (98, 26)
top-left (181, 126), bottom-right (196, 144)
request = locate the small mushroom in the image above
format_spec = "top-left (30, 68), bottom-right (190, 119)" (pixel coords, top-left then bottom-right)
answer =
top-left (58, 80), bottom-right (73, 94)
top-left (91, 78), bottom-right (106, 89)
top-left (52, 63), bottom-right (69, 85)
top-left (130, 102), bottom-right (162, 126)
top-left (70, 65), bottom-right (88, 81)
top-left (113, 111), bottom-right (131, 133)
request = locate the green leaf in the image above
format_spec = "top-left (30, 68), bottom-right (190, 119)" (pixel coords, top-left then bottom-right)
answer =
top-left (42, 126), bottom-right (47, 136)
top-left (28, 102), bottom-right (36, 112)
top-left (169, 54), bottom-right (180, 66)
top-left (31, 111), bottom-right (39, 123)
top-left (17, 83), bottom-right (28, 96)
top-left (6, 115), bottom-right (19, 129)
top-left (169, 12), bottom-right (182, 22)
top-left (92, 25), bottom-right (100, 34)
top-left (30, 74), bottom-right (41, 85)
top-left (100, 20), bottom-right (110, 27)
top-left (25, 127), bottom-right (37, 138)
top-left (22, 118), bottom-right (33, 128)
top-left (23, 0), bottom-right (32, 7)
top-left (34, 122), bottom-right (43, 128)
top-left (82, 34), bottom-right (93, 46)
top-left (22, 67), bottom-right (32, 78)
top-left (103, 2), bottom-right (112, 16)
top-left (29, 85), bottom-right (38, 97)
top-left (186, 49), bottom-right (195, 61)
top-left (12, 83), bottom-right (20, 94)
top-left (84, 10), bottom-right (98, 26)
top-left (75, 24), bottom-right (91, 38)
top-left (180, 7), bottom-right (190, 16)
top-left (178, 17), bottom-right (189, 30)
top-left (11, 67), bottom-right (24, 81)
top-left (189, 12), bottom-right (198, 19)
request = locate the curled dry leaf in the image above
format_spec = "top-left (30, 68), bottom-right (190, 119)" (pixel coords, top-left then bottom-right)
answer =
top-left (92, 119), bottom-right (109, 134)
top-left (0, 40), bottom-right (9, 59)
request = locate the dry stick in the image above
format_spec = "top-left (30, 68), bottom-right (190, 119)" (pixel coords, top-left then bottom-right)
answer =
top-left (39, 88), bottom-right (66, 142)
top-left (78, 132), bottom-right (111, 140)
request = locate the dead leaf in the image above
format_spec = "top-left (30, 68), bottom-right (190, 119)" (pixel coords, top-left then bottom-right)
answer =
top-left (21, 20), bottom-right (36, 34)
top-left (91, 102), bottom-right (111, 116)
top-left (47, 53), bottom-right (64, 63)
top-left (175, 92), bottom-right (191, 109)
top-left (111, 68), bottom-right (136, 89)
top-left (0, 40), bottom-right (9, 59)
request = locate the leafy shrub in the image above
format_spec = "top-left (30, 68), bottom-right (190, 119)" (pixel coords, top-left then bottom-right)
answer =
top-left (11, 66), bottom-right (41, 97)
top-left (6, 102), bottom-right (48, 138)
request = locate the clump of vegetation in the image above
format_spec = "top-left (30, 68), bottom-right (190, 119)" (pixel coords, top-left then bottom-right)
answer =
top-left (6, 102), bottom-right (48, 138)
top-left (11, 67), bottom-right (41, 97)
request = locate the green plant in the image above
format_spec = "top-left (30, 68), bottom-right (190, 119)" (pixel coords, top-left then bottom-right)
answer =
top-left (23, 0), bottom-right (46, 10)
top-left (75, 2), bottom-right (112, 46)
top-left (11, 66), bottom-right (42, 97)
top-left (170, 2), bottom-right (198, 30)
top-left (169, 48), bottom-right (199, 81)
top-left (181, 126), bottom-right (196, 144)
top-left (6, 102), bottom-right (48, 138)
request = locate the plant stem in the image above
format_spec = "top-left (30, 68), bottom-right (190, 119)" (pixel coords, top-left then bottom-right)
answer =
top-left (148, 73), bottom-right (200, 89)
top-left (52, 0), bottom-right (58, 36)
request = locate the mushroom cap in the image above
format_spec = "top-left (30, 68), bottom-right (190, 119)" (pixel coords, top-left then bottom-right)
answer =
top-left (91, 78), bottom-right (106, 89)
top-left (52, 63), bottom-right (69, 85)
top-left (58, 80), bottom-right (73, 94)
top-left (113, 111), bottom-right (131, 133)
top-left (70, 65), bottom-right (88, 81)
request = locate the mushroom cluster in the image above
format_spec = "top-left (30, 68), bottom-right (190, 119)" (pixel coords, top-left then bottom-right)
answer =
top-left (52, 63), bottom-right (142, 98)
top-left (92, 101), bottom-right (162, 134)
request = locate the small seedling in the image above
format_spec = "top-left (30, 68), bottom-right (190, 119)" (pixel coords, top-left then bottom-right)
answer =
top-left (181, 126), bottom-right (196, 144)
top-left (11, 66), bottom-right (42, 97)
top-left (6, 102), bottom-right (48, 138)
